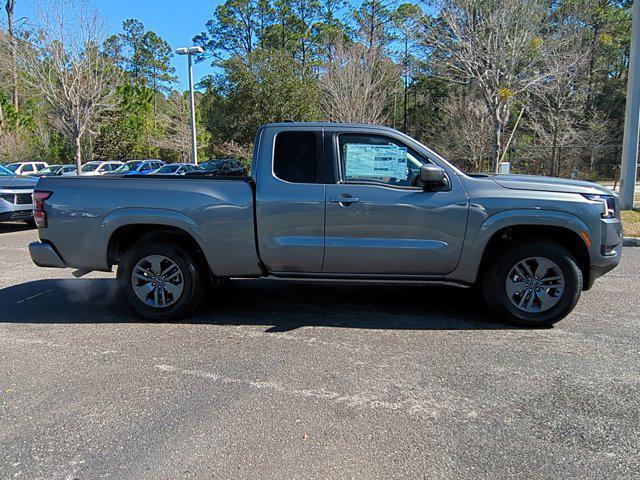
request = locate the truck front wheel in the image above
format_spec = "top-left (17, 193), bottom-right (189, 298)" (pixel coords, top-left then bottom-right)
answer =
top-left (481, 240), bottom-right (583, 327)
top-left (117, 239), bottom-right (205, 321)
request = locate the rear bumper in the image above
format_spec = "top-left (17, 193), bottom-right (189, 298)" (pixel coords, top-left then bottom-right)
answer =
top-left (29, 241), bottom-right (67, 268)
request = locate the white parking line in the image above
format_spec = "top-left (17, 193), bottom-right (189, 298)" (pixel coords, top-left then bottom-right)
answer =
top-left (153, 364), bottom-right (473, 419)
top-left (16, 289), bottom-right (53, 304)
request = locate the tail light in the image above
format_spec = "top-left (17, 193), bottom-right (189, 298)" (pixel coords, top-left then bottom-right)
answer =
top-left (33, 190), bottom-right (52, 228)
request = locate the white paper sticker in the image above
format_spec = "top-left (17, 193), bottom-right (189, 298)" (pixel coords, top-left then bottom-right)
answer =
top-left (345, 144), bottom-right (408, 180)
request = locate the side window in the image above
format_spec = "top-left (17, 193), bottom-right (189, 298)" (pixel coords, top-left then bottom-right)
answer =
top-left (273, 131), bottom-right (319, 184)
top-left (22, 164), bottom-right (34, 173)
top-left (338, 134), bottom-right (427, 188)
top-left (140, 163), bottom-right (150, 172)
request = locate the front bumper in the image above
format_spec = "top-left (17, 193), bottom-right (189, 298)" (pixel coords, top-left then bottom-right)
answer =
top-left (0, 189), bottom-right (34, 222)
top-left (586, 217), bottom-right (623, 288)
top-left (29, 241), bottom-right (67, 268)
top-left (0, 209), bottom-right (33, 222)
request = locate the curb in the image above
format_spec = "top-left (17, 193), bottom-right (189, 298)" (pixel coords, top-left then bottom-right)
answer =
top-left (623, 237), bottom-right (640, 247)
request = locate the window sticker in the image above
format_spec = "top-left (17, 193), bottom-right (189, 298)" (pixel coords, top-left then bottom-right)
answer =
top-left (345, 144), bottom-right (408, 180)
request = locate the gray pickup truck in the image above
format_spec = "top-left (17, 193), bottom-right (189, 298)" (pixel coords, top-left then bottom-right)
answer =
top-left (28, 123), bottom-right (622, 326)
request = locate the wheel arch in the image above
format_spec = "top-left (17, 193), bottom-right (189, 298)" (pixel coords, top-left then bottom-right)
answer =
top-left (450, 209), bottom-right (593, 289)
top-left (107, 224), bottom-right (208, 271)
top-left (478, 224), bottom-right (590, 286)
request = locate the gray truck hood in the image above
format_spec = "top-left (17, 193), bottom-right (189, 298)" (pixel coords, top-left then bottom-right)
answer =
top-left (490, 174), bottom-right (612, 196)
top-left (0, 176), bottom-right (38, 189)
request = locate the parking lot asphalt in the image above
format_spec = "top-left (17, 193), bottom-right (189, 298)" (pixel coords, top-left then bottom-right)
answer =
top-left (0, 222), bottom-right (638, 479)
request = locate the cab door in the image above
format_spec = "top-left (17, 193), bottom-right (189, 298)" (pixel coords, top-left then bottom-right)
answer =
top-left (322, 131), bottom-right (469, 276)
top-left (255, 128), bottom-right (326, 273)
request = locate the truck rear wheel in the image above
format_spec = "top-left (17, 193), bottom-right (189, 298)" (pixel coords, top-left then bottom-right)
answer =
top-left (481, 240), bottom-right (583, 327)
top-left (117, 239), bottom-right (205, 321)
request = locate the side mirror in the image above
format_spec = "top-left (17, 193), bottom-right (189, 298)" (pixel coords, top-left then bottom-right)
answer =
top-left (419, 165), bottom-right (447, 190)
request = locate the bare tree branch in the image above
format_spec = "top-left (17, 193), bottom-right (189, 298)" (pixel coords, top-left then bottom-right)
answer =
top-left (12, 0), bottom-right (122, 172)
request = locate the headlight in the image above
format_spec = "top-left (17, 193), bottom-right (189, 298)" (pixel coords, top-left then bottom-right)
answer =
top-left (583, 194), bottom-right (616, 218)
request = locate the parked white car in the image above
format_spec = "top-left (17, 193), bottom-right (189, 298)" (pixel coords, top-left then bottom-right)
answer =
top-left (6, 162), bottom-right (49, 176)
top-left (0, 164), bottom-right (38, 224)
top-left (58, 165), bottom-right (78, 176)
top-left (26, 164), bottom-right (78, 177)
top-left (80, 161), bottom-right (124, 176)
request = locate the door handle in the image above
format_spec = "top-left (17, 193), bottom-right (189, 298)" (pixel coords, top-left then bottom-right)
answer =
top-left (329, 195), bottom-right (360, 205)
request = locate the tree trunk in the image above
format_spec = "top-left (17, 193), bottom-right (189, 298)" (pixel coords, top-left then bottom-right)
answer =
top-left (369, 2), bottom-right (376, 50)
top-left (585, 17), bottom-right (600, 113)
top-left (6, 0), bottom-right (19, 113)
top-left (75, 133), bottom-right (83, 175)
top-left (402, 35), bottom-right (408, 133)
top-left (550, 128), bottom-right (558, 177)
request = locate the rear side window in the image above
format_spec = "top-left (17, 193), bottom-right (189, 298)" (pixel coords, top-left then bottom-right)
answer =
top-left (273, 131), bottom-right (320, 184)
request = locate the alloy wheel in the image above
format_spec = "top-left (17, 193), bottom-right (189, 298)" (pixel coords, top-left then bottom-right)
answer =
top-left (131, 255), bottom-right (185, 308)
top-left (505, 256), bottom-right (565, 313)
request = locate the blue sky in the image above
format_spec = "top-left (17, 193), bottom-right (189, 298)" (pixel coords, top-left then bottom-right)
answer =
top-left (15, 0), bottom-right (224, 88)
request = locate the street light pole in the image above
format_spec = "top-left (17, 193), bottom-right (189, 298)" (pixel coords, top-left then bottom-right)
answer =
top-left (619, 0), bottom-right (640, 209)
top-left (176, 46), bottom-right (204, 165)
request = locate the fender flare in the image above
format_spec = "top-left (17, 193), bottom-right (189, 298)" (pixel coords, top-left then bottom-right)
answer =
top-left (99, 208), bottom-right (216, 273)
top-left (448, 208), bottom-right (593, 284)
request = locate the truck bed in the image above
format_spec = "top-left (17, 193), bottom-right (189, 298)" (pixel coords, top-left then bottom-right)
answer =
top-left (36, 175), bottom-right (262, 276)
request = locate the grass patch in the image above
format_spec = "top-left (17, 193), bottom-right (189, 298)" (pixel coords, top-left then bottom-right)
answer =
top-left (621, 210), bottom-right (640, 237)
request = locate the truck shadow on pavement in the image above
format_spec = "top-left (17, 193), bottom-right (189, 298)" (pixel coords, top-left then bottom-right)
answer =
top-left (0, 278), bottom-right (517, 330)
top-left (0, 222), bottom-right (35, 234)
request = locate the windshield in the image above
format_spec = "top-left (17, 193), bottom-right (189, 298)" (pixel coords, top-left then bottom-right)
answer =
top-left (158, 165), bottom-right (180, 173)
top-left (200, 160), bottom-right (226, 170)
top-left (115, 161), bottom-right (142, 172)
top-left (0, 165), bottom-right (14, 176)
top-left (6, 163), bottom-right (20, 172)
top-left (39, 166), bottom-right (62, 174)
top-left (81, 163), bottom-right (100, 172)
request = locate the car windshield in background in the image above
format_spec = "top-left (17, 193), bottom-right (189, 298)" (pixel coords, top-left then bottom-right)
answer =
top-left (39, 166), bottom-right (62, 175)
top-left (81, 163), bottom-right (100, 172)
top-left (0, 165), bottom-right (14, 176)
top-left (6, 163), bottom-right (20, 172)
top-left (114, 161), bottom-right (142, 172)
top-left (158, 165), bottom-right (180, 173)
top-left (200, 160), bottom-right (226, 171)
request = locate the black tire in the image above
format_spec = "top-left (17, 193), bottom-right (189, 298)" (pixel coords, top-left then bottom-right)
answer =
top-left (481, 240), bottom-right (583, 327)
top-left (24, 218), bottom-right (36, 228)
top-left (117, 239), bottom-right (206, 322)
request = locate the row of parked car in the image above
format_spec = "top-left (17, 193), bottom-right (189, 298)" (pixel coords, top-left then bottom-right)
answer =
top-left (4, 159), bottom-right (247, 178)
top-left (0, 158), bottom-right (247, 226)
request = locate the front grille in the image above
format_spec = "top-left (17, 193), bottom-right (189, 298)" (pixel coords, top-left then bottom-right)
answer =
top-left (15, 193), bottom-right (33, 205)
top-left (0, 193), bottom-right (14, 203)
